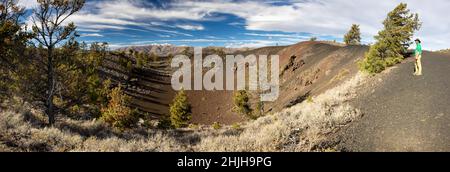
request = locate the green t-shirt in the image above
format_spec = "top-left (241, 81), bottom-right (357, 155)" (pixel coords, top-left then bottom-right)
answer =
top-left (415, 43), bottom-right (422, 55)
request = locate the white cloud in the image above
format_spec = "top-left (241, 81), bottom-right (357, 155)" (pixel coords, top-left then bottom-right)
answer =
top-left (158, 34), bottom-right (171, 38)
top-left (81, 33), bottom-right (103, 37)
top-left (17, 0), bottom-right (38, 9)
top-left (108, 38), bottom-right (290, 49)
top-left (61, 0), bottom-right (195, 37)
top-left (245, 33), bottom-right (309, 39)
top-left (167, 0), bottom-right (389, 42)
top-left (77, 28), bottom-right (101, 32)
top-left (22, 0), bottom-right (450, 50)
top-left (175, 24), bottom-right (205, 31)
top-left (205, 35), bottom-right (219, 39)
top-left (90, 0), bottom-right (208, 21)
top-left (225, 40), bottom-right (279, 48)
top-left (164, 0), bottom-right (450, 50)
top-left (228, 22), bottom-right (244, 26)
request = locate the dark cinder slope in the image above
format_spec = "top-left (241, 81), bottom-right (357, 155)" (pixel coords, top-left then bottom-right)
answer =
top-left (99, 53), bottom-right (176, 119)
top-left (265, 41), bottom-right (368, 113)
top-left (104, 42), bottom-right (370, 125)
top-left (336, 51), bottom-right (450, 152)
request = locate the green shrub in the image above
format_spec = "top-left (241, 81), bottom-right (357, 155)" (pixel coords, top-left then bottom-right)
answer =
top-left (126, 61), bottom-right (133, 72)
top-left (135, 52), bottom-right (148, 68)
top-left (212, 122), bottom-right (222, 130)
top-left (359, 41), bottom-right (404, 74)
top-left (232, 123), bottom-right (241, 130)
top-left (233, 90), bottom-right (253, 117)
top-left (101, 85), bottom-right (138, 129)
top-left (254, 101), bottom-right (263, 118)
top-left (188, 123), bottom-right (199, 129)
top-left (136, 56), bottom-right (144, 68)
top-left (157, 117), bottom-right (173, 129)
top-left (169, 89), bottom-right (192, 129)
top-left (307, 96), bottom-right (314, 103)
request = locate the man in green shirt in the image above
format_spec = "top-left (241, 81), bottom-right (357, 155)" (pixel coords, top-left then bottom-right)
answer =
top-left (414, 39), bottom-right (423, 76)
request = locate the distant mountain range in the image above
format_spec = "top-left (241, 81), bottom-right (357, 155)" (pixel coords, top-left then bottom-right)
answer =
top-left (116, 44), bottom-right (255, 57)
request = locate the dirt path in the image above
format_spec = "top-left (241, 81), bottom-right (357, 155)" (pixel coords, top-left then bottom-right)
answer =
top-left (336, 51), bottom-right (450, 152)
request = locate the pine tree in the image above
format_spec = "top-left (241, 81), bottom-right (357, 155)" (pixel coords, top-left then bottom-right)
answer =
top-left (360, 3), bottom-right (421, 73)
top-left (169, 89), bottom-right (192, 128)
top-left (378, 3), bottom-right (421, 54)
top-left (0, 0), bottom-right (31, 100)
top-left (31, 0), bottom-right (86, 125)
top-left (2, 1), bottom-right (113, 123)
top-left (60, 42), bottom-right (110, 117)
top-left (344, 24), bottom-right (361, 45)
top-left (135, 52), bottom-right (147, 68)
top-left (233, 90), bottom-right (252, 116)
top-left (101, 85), bottom-right (138, 129)
top-left (309, 37), bottom-right (317, 41)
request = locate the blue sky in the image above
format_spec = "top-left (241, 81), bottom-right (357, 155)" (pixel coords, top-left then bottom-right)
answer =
top-left (19, 0), bottom-right (450, 50)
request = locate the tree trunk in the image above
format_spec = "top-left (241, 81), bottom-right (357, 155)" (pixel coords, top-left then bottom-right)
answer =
top-left (46, 47), bottom-right (55, 125)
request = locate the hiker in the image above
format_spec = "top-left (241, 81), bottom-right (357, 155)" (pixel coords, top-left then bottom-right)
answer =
top-left (414, 38), bottom-right (423, 76)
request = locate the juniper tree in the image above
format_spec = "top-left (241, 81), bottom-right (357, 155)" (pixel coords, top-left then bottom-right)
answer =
top-left (360, 3), bottom-right (421, 73)
top-left (169, 89), bottom-right (192, 128)
top-left (344, 24), bottom-right (361, 45)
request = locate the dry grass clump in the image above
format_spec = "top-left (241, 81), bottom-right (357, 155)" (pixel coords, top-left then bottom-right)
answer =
top-left (194, 73), bottom-right (365, 152)
top-left (0, 110), bottom-right (82, 152)
top-left (0, 104), bottom-right (184, 152)
top-left (0, 73), bottom-right (367, 152)
top-left (0, 109), bottom-right (184, 152)
top-left (74, 133), bottom-right (183, 152)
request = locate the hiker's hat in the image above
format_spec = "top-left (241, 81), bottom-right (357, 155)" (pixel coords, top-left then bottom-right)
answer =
top-left (415, 38), bottom-right (421, 43)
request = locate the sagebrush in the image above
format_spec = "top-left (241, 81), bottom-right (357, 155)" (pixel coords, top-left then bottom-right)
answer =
top-left (0, 73), bottom-right (367, 152)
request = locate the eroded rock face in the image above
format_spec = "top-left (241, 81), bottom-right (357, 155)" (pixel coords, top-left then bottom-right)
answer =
top-left (281, 55), bottom-right (306, 76)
